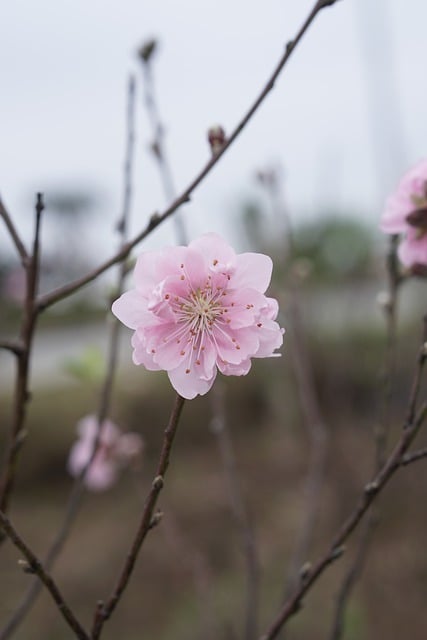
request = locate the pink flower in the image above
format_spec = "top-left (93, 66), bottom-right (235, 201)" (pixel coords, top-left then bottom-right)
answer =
top-left (112, 232), bottom-right (284, 399)
top-left (380, 159), bottom-right (427, 269)
top-left (67, 415), bottom-right (144, 491)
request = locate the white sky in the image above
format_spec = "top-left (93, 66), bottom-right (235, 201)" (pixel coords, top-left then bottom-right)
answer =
top-left (1, 0), bottom-right (426, 262)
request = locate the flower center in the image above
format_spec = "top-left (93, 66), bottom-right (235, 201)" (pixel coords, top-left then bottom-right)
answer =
top-left (181, 286), bottom-right (223, 333)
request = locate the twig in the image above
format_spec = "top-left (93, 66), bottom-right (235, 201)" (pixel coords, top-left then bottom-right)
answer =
top-left (138, 45), bottom-right (187, 244)
top-left (0, 197), bottom-right (29, 266)
top-left (328, 518), bottom-right (374, 640)
top-left (0, 194), bottom-right (44, 524)
top-left (210, 382), bottom-right (260, 640)
top-left (400, 447), bottom-right (427, 466)
top-left (36, 0), bottom-right (342, 313)
top-left (328, 241), bottom-right (415, 640)
top-left (259, 168), bottom-right (328, 603)
top-left (0, 340), bottom-right (24, 356)
top-left (0, 76), bottom-right (138, 640)
top-left (91, 393), bottom-right (186, 639)
top-left (0, 510), bottom-right (90, 640)
top-left (260, 397), bottom-right (427, 639)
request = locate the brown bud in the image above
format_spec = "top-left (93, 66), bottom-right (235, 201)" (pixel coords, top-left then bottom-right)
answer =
top-left (207, 125), bottom-right (226, 155)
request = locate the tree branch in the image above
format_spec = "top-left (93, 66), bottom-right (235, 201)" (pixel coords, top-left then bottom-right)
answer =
top-left (0, 510), bottom-right (89, 640)
top-left (0, 197), bottom-right (29, 266)
top-left (91, 393), bottom-right (186, 639)
top-left (0, 194), bottom-right (44, 524)
top-left (36, 0), bottom-right (342, 312)
top-left (0, 76), bottom-right (138, 640)
top-left (259, 400), bottom-right (427, 640)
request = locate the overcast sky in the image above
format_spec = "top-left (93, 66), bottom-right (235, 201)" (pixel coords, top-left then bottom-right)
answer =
top-left (1, 0), bottom-right (426, 261)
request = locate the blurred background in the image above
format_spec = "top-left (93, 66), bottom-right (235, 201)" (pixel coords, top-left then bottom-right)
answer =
top-left (1, 0), bottom-right (427, 638)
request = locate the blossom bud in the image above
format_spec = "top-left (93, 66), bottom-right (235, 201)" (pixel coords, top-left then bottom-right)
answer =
top-left (137, 39), bottom-right (158, 64)
top-left (207, 125), bottom-right (226, 155)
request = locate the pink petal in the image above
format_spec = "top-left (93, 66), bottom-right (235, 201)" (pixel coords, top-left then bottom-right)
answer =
top-left (398, 233), bottom-right (427, 267)
top-left (131, 332), bottom-right (162, 370)
top-left (218, 359), bottom-right (252, 376)
top-left (212, 325), bottom-right (259, 364)
top-left (85, 461), bottom-right (118, 491)
top-left (112, 290), bottom-right (152, 330)
top-left (255, 320), bottom-right (285, 357)
top-left (233, 253), bottom-right (273, 293)
top-left (190, 232), bottom-right (237, 270)
top-left (168, 361), bottom-right (217, 399)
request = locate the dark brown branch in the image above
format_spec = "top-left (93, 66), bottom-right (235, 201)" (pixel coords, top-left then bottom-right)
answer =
top-left (91, 394), bottom-right (186, 639)
top-left (0, 194), bottom-right (44, 524)
top-left (0, 197), bottom-right (29, 266)
top-left (328, 234), bottom-right (402, 638)
top-left (36, 0), bottom-right (341, 312)
top-left (328, 518), bottom-right (374, 640)
top-left (259, 401), bottom-right (427, 640)
top-left (0, 77), bottom-right (138, 640)
top-left (0, 340), bottom-right (24, 356)
top-left (0, 510), bottom-right (90, 640)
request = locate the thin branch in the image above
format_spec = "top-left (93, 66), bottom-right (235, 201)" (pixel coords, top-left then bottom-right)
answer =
top-left (210, 382), bottom-right (260, 640)
top-left (0, 194), bottom-right (44, 524)
top-left (259, 168), bottom-right (328, 603)
top-left (0, 340), bottom-right (24, 356)
top-left (400, 447), bottom-right (427, 466)
top-left (328, 518), bottom-right (374, 640)
top-left (259, 399), bottom-right (427, 640)
top-left (138, 47), bottom-right (187, 244)
top-left (36, 0), bottom-right (342, 313)
top-left (330, 262), bottom-right (427, 640)
top-left (0, 197), bottom-right (29, 266)
top-left (0, 510), bottom-right (89, 640)
top-left (0, 76), bottom-right (138, 640)
top-left (91, 393), bottom-right (186, 639)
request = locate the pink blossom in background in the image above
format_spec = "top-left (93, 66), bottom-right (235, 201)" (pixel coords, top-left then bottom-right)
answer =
top-left (380, 159), bottom-right (427, 269)
top-left (112, 232), bottom-right (284, 399)
top-left (67, 415), bottom-right (144, 491)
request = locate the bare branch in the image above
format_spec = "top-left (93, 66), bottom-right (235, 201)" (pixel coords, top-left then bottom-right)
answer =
top-left (260, 400), bottom-right (427, 640)
top-left (0, 194), bottom-right (44, 523)
top-left (91, 393), bottom-right (186, 639)
top-left (400, 447), bottom-right (427, 467)
top-left (138, 46), bottom-right (187, 244)
top-left (0, 510), bottom-right (89, 640)
top-left (36, 0), bottom-right (341, 312)
top-left (0, 340), bottom-right (24, 356)
top-left (328, 234), bottom-right (402, 638)
top-left (0, 197), bottom-right (29, 266)
top-left (0, 76), bottom-right (138, 639)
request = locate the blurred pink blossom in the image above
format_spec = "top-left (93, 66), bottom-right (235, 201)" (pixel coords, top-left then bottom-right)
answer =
top-left (112, 232), bottom-right (284, 399)
top-left (380, 159), bottom-right (427, 269)
top-left (67, 415), bottom-right (144, 491)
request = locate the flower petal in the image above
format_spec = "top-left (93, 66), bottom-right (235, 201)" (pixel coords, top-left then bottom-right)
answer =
top-left (168, 361), bottom-right (217, 399)
top-left (233, 253), bottom-right (273, 293)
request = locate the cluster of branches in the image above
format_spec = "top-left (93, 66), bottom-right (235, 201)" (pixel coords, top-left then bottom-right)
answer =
top-left (1, 1), bottom-right (427, 639)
